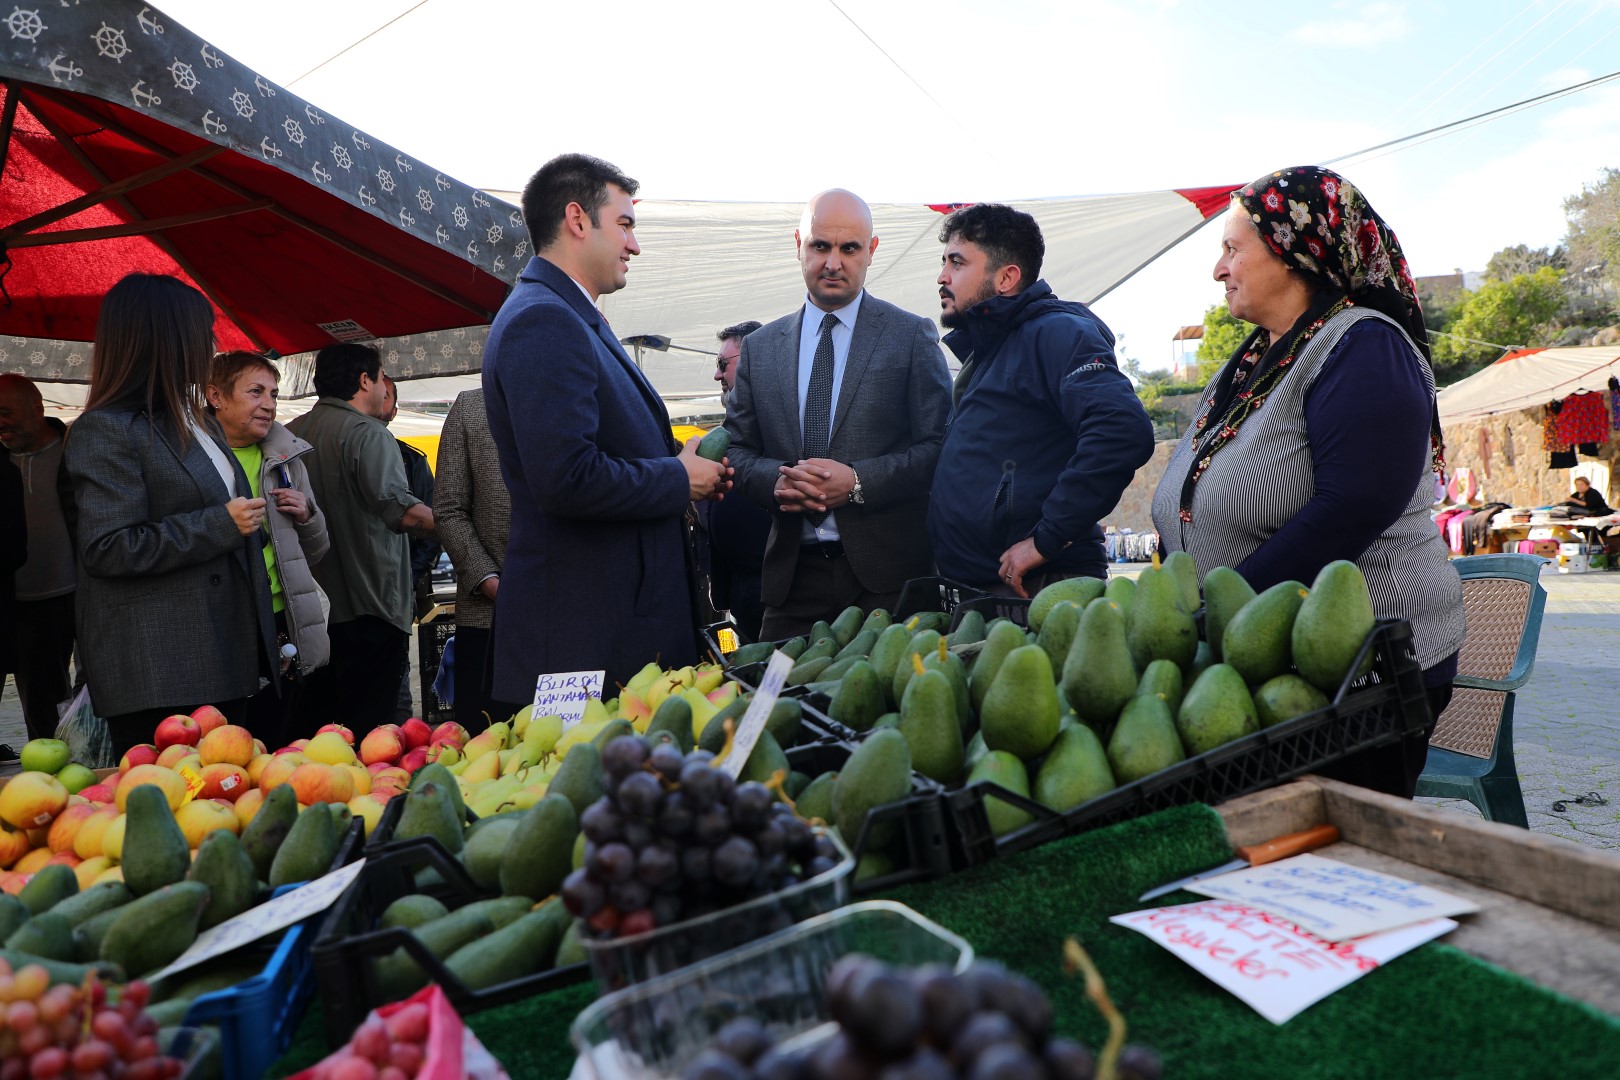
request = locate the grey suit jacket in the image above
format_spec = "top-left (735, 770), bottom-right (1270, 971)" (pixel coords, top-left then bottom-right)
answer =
top-left (63, 407), bottom-right (277, 718)
top-left (725, 292), bottom-right (952, 608)
top-left (433, 388), bottom-right (511, 630)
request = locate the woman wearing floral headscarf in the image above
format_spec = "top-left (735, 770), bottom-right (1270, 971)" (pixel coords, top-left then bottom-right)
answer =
top-left (1150, 166), bottom-right (1464, 798)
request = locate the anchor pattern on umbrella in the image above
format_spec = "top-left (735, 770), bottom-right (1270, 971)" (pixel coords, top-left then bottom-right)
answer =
top-left (0, 0), bottom-right (523, 291)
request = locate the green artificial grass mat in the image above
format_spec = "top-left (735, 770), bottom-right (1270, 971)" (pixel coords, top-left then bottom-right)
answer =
top-left (270, 803), bottom-right (1620, 1078)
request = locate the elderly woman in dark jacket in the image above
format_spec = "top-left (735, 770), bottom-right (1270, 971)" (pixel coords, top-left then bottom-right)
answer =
top-left (1151, 167), bottom-right (1464, 798)
top-left (64, 274), bottom-right (279, 755)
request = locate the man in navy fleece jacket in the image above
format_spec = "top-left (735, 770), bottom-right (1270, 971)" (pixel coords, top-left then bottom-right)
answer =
top-left (928, 204), bottom-right (1155, 597)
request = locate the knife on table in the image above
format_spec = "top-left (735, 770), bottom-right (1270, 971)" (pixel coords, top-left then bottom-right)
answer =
top-left (1137, 824), bottom-right (1341, 903)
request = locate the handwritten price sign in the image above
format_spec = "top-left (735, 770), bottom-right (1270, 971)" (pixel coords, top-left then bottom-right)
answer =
top-left (534, 670), bottom-right (605, 730)
top-left (1186, 853), bottom-right (1479, 940)
top-left (1111, 900), bottom-right (1456, 1024)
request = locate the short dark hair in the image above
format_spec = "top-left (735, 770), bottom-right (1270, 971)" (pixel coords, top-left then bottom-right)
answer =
top-left (312, 342), bottom-right (382, 401)
top-left (939, 204), bottom-right (1045, 291)
top-left (521, 153), bottom-right (639, 251)
top-left (717, 320), bottom-right (763, 343)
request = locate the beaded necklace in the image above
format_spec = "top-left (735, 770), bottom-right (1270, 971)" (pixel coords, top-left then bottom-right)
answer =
top-left (1177, 296), bottom-right (1353, 524)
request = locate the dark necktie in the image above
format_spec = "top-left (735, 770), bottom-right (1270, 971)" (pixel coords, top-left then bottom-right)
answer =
top-left (802, 313), bottom-right (838, 526)
top-left (802, 312), bottom-right (837, 459)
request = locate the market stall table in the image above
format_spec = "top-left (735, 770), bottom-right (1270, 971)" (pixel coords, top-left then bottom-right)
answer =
top-left (268, 777), bottom-right (1620, 1079)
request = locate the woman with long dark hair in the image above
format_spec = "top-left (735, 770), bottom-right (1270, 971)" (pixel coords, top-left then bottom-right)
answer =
top-left (1151, 167), bottom-right (1464, 798)
top-left (64, 274), bottom-right (279, 755)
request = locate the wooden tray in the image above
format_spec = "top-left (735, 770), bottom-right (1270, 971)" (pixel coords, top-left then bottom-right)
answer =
top-left (1217, 777), bottom-right (1620, 1017)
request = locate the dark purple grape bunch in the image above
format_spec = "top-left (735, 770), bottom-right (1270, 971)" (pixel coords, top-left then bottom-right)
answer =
top-left (560, 735), bottom-right (841, 939)
top-left (681, 956), bottom-right (1163, 1080)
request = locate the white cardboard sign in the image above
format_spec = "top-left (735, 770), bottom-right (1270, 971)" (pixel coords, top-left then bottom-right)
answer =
top-left (148, 858), bottom-right (368, 984)
top-left (534, 670), bottom-right (606, 730)
top-left (1186, 853), bottom-right (1480, 941)
top-left (721, 651), bottom-right (794, 779)
top-left (1111, 899), bottom-right (1456, 1024)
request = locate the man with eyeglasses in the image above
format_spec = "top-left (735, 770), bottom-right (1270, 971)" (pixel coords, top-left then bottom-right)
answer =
top-left (724, 190), bottom-right (951, 639)
top-left (698, 320), bottom-right (770, 640)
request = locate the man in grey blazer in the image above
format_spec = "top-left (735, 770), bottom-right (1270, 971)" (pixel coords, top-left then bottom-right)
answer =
top-left (432, 387), bottom-right (515, 730)
top-left (725, 190), bottom-right (952, 639)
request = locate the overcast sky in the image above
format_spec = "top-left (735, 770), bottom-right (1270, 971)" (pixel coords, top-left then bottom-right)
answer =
top-left (158, 0), bottom-right (1620, 372)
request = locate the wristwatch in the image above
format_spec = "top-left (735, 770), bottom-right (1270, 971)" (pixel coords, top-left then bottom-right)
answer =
top-left (850, 468), bottom-right (866, 506)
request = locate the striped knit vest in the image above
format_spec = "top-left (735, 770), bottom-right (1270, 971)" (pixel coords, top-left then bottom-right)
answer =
top-left (1150, 306), bottom-right (1465, 671)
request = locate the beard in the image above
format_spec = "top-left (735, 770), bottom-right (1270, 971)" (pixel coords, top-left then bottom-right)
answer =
top-left (719, 387), bottom-right (733, 411)
top-left (940, 280), bottom-right (998, 329)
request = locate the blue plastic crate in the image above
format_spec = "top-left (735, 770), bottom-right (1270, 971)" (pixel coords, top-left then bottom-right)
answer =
top-left (180, 818), bottom-right (364, 1080)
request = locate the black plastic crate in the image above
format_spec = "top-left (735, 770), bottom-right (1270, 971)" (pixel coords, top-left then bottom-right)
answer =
top-left (783, 742), bottom-right (952, 895)
top-left (415, 614), bottom-right (457, 725)
top-left (894, 576), bottom-right (988, 620)
top-left (701, 619), bottom-right (745, 665)
top-left (943, 619), bottom-right (1428, 868)
top-left (947, 594), bottom-right (1032, 631)
top-left (310, 836), bottom-right (587, 1046)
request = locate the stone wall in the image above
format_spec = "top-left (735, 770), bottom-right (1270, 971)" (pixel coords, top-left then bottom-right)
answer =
top-left (1441, 407), bottom-right (1618, 507)
top-left (1102, 440), bottom-right (1178, 534)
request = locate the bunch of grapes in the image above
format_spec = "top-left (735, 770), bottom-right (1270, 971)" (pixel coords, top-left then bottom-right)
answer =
top-left (681, 956), bottom-right (1164, 1080)
top-left (560, 736), bottom-right (841, 938)
top-left (306, 998), bottom-right (430, 1080)
top-left (0, 962), bottom-right (189, 1080)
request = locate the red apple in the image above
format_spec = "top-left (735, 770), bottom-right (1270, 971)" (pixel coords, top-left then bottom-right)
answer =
top-left (189, 705), bottom-right (229, 736)
top-left (77, 783), bottom-right (116, 805)
top-left (253, 738), bottom-right (268, 756)
top-left (272, 744), bottom-right (305, 756)
top-left (198, 763), bottom-right (252, 803)
top-left (398, 717), bottom-right (432, 751)
top-left (358, 724), bottom-right (404, 766)
top-left (365, 761), bottom-right (391, 775)
top-left (397, 746), bottom-right (429, 773)
top-left (156, 744), bottom-right (192, 770)
top-left (198, 724), bottom-right (257, 768)
top-left (153, 714), bottom-right (202, 751)
top-left (316, 723), bottom-right (356, 746)
top-left (119, 743), bottom-right (159, 771)
top-left (430, 721), bottom-right (468, 749)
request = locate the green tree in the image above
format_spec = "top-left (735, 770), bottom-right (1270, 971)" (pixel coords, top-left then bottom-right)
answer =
top-left (1192, 303), bottom-right (1251, 382)
top-left (1484, 244), bottom-right (1565, 282)
top-left (1564, 168), bottom-right (1620, 290)
top-left (1429, 266), bottom-right (1566, 384)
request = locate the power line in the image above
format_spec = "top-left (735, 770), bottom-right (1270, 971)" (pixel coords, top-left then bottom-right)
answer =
top-left (1324, 66), bottom-right (1620, 167)
top-left (1390, 0), bottom-right (1542, 118)
top-left (823, 0), bottom-right (978, 145)
top-left (286, 0), bottom-right (434, 88)
top-left (1404, 0), bottom-right (1575, 125)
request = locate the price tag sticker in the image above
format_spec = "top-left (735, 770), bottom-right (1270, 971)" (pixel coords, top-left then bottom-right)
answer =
top-left (721, 650), bottom-right (794, 779)
top-left (534, 670), bottom-right (606, 730)
top-left (177, 765), bottom-right (206, 806)
top-left (716, 626), bottom-right (739, 655)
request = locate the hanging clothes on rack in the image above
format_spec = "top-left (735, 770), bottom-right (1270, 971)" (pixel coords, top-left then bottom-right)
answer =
top-left (1543, 400), bottom-right (1565, 451)
top-left (1556, 390), bottom-right (1608, 446)
top-left (1609, 375), bottom-right (1620, 431)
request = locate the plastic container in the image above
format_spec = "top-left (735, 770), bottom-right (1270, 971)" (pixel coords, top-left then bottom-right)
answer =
top-left (782, 741), bottom-right (952, 895)
top-left (310, 835), bottom-right (588, 1047)
top-left (416, 613), bottom-right (457, 725)
top-left (571, 901), bottom-right (973, 1080)
top-left (161, 1026), bottom-right (218, 1079)
top-left (947, 593), bottom-right (1032, 631)
top-left (178, 818), bottom-right (364, 1080)
top-left (893, 576), bottom-right (988, 620)
top-left (945, 619), bottom-right (1430, 867)
top-left (582, 828), bottom-right (854, 994)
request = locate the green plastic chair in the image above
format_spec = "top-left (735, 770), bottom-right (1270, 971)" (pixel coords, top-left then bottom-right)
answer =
top-left (1416, 554), bottom-right (1548, 827)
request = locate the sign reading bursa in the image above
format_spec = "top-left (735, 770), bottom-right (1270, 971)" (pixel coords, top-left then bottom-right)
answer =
top-left (533, 670), bottom-right (606, 730)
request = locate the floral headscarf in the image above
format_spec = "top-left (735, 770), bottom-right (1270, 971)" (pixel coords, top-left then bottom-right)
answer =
top-left (1243, 166), bottom-right (1430, 364)
top-left (1178, 166), bottom-right (1444, 524)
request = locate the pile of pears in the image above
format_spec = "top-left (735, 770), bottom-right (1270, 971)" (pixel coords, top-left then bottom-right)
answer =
top-left (794, 556), bottom-right (1379, 840)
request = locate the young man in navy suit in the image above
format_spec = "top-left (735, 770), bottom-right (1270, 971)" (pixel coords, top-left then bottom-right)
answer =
top-left (482, 154), bottom-right (729, 699)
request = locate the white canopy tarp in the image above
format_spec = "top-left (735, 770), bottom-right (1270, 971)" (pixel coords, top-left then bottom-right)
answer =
top-left (1437, 346), bottom-right (1620, 421)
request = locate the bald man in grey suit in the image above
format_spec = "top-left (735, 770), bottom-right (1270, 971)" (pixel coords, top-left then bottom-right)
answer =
top-left (724, 190), bottom-right (952, 639)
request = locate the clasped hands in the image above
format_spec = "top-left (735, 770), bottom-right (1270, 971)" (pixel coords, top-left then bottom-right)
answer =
top-left (774, 458), bottom-right (856, 514)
